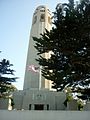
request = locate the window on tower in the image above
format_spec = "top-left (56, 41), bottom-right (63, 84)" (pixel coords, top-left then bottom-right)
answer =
top-left (40, 14), bottom-right (45, 22)
top-left (48, 16), bottom-right (51, 24)
top-left (40, 10), bottom-right (45, 12)
top-left (33, 16), bottom-right (37, 24)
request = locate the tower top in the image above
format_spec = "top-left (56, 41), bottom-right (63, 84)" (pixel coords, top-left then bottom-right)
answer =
top-left (34, 5), bottom-right (51, 15)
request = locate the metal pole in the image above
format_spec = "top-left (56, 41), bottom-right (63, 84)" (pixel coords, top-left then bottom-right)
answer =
top-left (39, 66), bottom-right (42, 90)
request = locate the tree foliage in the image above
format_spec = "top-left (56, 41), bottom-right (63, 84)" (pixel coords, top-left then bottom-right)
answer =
top-left (0, 59), bottom-right (17, 98)
top-left (33, 0), bottom-right (90, 96)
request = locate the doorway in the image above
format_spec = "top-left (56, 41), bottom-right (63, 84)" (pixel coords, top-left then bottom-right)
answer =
top-left (34, 104), bottom-right (44, 110)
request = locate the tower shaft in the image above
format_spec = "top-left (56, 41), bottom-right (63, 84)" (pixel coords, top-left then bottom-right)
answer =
top-left (23, 6), bottom-right (52, 90)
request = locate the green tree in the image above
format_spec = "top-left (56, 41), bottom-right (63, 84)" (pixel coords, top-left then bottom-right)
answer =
top-left (33, 0), bottom-right (90, 95)
top-left (0, 59), bottom-right (17, 98)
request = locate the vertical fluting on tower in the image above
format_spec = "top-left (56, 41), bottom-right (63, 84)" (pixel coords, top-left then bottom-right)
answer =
top-left (23, 6), bottom-right (52, 90)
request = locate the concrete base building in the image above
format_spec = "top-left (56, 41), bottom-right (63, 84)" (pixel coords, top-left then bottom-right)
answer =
top-left (13, 89), bottom-right (66, 110)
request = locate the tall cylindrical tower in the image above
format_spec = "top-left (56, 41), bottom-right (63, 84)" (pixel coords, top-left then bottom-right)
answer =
top-left (23, 6), bottom-right (52, 90)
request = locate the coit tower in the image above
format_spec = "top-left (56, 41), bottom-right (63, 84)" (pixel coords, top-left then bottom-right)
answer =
top-left (23, 6), bottom-right (52, 90)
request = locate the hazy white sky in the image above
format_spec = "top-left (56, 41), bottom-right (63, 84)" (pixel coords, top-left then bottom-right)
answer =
top-left (0, 0), bottom-right (70, 90)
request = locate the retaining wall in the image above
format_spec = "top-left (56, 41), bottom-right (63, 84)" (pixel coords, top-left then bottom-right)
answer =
top-left (0, 110), bottom-right (90, 120)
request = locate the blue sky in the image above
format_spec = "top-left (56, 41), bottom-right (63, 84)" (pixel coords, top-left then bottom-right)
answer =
top-left (0, 0), bottom-right (69, 90)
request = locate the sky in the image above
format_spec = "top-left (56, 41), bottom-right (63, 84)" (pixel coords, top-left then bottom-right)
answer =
top-left (0, 0), bottom-right (69, 90)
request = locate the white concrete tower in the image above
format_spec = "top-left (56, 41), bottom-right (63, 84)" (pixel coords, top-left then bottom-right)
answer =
top-left (23, 6), bottom-right (52, 90)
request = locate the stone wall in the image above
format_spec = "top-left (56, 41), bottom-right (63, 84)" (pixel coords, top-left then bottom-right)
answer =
top-left (0, 110), bottom-right (90, 120)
